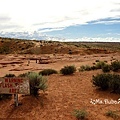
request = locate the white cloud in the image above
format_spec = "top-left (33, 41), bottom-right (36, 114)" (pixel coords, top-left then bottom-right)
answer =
top-left (90, 19), bottom-right (120, 25)
top-left (0, 0), bottom-right (120, 32)
top-left (64, 37), bottom-right (120, 42)
top-left (0, 31), bottom-right (120, 42)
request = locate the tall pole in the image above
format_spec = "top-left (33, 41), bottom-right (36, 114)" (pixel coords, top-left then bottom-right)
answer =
top-left (14, 94), bottom-right (18, 107)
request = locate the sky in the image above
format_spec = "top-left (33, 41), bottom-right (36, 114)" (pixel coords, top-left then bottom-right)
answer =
top-left (0, 0), bottom-right (120, 42)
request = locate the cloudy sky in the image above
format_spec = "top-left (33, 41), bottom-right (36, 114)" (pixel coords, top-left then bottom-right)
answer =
top-left (0, 0), bottom-right (120, 42)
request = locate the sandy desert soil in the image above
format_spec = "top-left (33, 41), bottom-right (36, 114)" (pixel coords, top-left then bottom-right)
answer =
top-left (0, 52), bottom-right (120, 120)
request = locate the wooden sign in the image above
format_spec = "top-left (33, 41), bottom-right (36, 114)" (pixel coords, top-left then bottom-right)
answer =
top-left (0, 77), bottom-right (30, 94)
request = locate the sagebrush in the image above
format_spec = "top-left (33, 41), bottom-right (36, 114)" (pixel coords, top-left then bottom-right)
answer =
top-left (111, 60), bottom-right (120, 72)
top-left (79, 65), bottom-right (91, 71)
top-left (28, 72), bottom-right (48, 96)
top-left (72, 109), bottom-right (88, 120)
top-left (106, 110), bottom-right (120, 120)
top-left (92, 73), bottom-right (120, 94)
top-left (92, 73), bottom-right (112, 90)
top-left (4, 73), bottom-right (16, 77)
top-left (102, 64), bottom-right (111, 73)
top-left (39, 69), bottom-right (58, 76)
top-left (60, 65), bottom-right (76, 75)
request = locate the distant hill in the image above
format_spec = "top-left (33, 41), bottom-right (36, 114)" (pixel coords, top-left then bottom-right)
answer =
top-left (0, 37), bottom-right (120, 54)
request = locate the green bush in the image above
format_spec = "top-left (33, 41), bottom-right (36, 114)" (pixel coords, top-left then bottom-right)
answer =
top-left (18, 72), bottom-right (31, 77)
top-left (92, 73), bottom-right (120, 93)
top-left (39, 69), bottom-right (58, 76)
top-left (28, 72), bottom-right (48, 96)
top-left (92, 73), bottom-right (112, 90)
top-left (90, 66), bottom-right (97, 70)
top-left (106, 110), bottom-right (120, 119)
top-left (0, 94), bottom-right (12, 100)
top-left (95, 60), bottom-right (100, 62)
top-left (109, 74), bottom-right (120, 94)
top-left (4, 74), bottom-right (15, 77)
top-left (111, 60), bottom-right (120, 72)
top-left (72, 109), bottom-right (88, 120)
top-left (0, 43), bottom-right (11, 54)
top-left (79, 65), bottom-right (91, 71)
top-left (102, 64), bottom-right (111, 73)
top-left (60, 65), bottom-right (76, 75)
top-left (95, 61), bottom-right (106, 69)
top-left (79, 65), bottom-right (85, 72)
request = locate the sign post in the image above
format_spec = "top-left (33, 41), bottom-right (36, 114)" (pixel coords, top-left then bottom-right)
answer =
top-left (14, 94), bottom-right (18, 107)
top-left (0, 77), bottom-right (30, 107)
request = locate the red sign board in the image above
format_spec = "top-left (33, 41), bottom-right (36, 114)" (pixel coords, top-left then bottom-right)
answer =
top-left (0, 77), bottom-right (30, 94)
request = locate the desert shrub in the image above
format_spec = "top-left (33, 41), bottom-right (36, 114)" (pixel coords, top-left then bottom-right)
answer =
top-left (106, 110), bottom-right (120, 119)
top-left (84, 65), bottom-right (91, 71)
top-left (18, 72), bottom-right (31, 77)
top-left (4, 73), bottom-right (15, 77)
top-left (28, 72), bottom-right (47, 96)
top-left (92, 73), bottom-right (120, 93)
top-left (72, 109), bottom-right (88, 120)
top-left (111, 60), bottom-right (120, 72)
top-left (60, 65), bottom-right (76, 75)
top-left (79, 65), bottom-right (86, 72)
top-left (90, 66), bottom-right (97, 70)
top-left (92, 73), bottom-right (112, 90)
top-left (95, 60), bottom-right (100, 62)
top-left (0, 94), bottom-right (12, 100)
top-left (39, 69), bottom-right (58, 76)
top-left (18, 73), bottom-right (28, 77)
top-left (102, 64), bottom-right (111, 73)
top-left (104, 60), bottom-right (108, 63)
top-left (95, 61), bottom-right (106, 69)
top-left (79, 65), bottom-right (91, 72)
top-left (109, 74), bottom-right (120, 94)
top-left (0, 43), bottom-right (11, 54)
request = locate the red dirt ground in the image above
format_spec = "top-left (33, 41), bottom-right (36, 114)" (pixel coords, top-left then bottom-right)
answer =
top-left (0, 53), bottom-right (120, 120)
